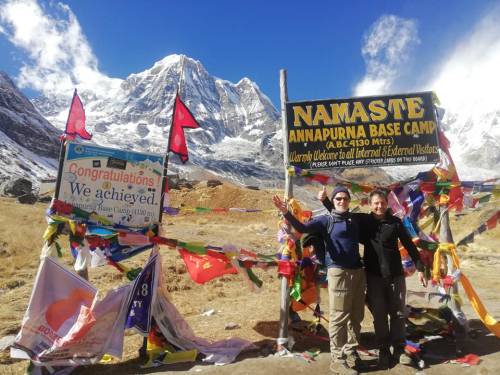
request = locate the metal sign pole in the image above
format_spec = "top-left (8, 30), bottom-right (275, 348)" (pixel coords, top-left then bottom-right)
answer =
top-left (439, 205), bottom-right (468, 350)
top-left (277, 69), bottom-right (292, 350)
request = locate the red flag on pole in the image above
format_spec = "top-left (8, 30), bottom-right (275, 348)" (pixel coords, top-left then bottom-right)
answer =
top-left (168, 94), bottom-right (199, 163)
top-left (62, 89), bottom-right (92, 141)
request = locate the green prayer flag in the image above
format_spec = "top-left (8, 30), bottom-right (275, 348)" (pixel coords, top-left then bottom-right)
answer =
top-left (478, 194), bottom-right (492, 203)
top-left (246, 268), bottom-right (263, 288)
top-left (179, 241), bottom-right (207, 254)
top-left (55, 242), bottom-right (62, 257)
top-left (195, 207), bottom-right (211, 213)
top-left (72, 206), bottom-right (90, 219)
top-left (290, 273), bottom-right (302, 301)
top-left (126, 267), bottom-right (143, 281)
top-left (351, 182), bottom-right (362, 193)
top-left (417, 239), bottom-right (438, 251)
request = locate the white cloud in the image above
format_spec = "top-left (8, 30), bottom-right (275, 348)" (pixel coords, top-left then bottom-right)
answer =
top-left (354, 15), bottom-right (419, 96)
top-left (0, 0), bottom-right (119, 97)
top-left (426, 6), bottom-right (500, 118)
top-left (424, 5), bottom-right (500, 177)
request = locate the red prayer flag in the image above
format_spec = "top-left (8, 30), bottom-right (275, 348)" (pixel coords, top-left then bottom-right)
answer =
top-left (310, 173), bottom-right (329, 185)
top-left (62, 90), bottom-right (92, 141)
top-left (168, 94), bottom-right (200, 163)
top-left (437, 130), bottom-right (463, 211)
top-left (486, 211), bottom-right (499, 230)
top-left (178, 248), bottom-right (237, 284)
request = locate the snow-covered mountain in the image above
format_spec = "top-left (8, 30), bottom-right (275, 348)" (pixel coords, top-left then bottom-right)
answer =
top-left (1, 54), bottom-right (497, 187)
top-left (0, 72), bottom-right (59, 182)
top-left (442, 109), bottom-right (500, 179)
top-left (34, 55), bottom-right (498, 182)
top-left (385, 106), bottom-right (500, 181)
top-left (33, 55), bottom-right (284, 185)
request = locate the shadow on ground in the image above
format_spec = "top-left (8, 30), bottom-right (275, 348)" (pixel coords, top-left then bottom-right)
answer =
top-left (56, 319), bottom-right (500, 374)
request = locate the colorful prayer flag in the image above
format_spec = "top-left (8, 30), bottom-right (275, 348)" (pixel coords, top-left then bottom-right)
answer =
top-left (125, 251), bottom-right (159, 335)
top-left (178, 248), bottom-right (237, 284)
top-left (486, 211), bottom-right (499, 230)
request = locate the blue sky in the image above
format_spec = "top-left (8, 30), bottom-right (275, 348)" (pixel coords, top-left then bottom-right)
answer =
top-left (1, 0), bottom-right (499, 107)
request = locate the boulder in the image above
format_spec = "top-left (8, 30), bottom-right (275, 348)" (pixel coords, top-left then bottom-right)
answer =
top-left (245, 185), bottom-right (260, 190)
top-left (1, 177), bottom-right (32, 197)
top-left (178, 181), bottom-right (194, 190)
top-left (167, 174), bottom-right (180, 189)
top-left (17, 193), bottom-right (38, 205)
top-left (38, 195), bottom-right (53, 203)
top-left (206, 179), bottom-right (222, 188)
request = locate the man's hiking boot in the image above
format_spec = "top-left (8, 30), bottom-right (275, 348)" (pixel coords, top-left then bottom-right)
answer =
top-left (345, 351), bottom-right (365, 371)
top-left (396, 351), bottom-right (413, 366)
top-left (378, 348), bottom-right (391, 370)
top-left (330, 360), bottom-right (359, 375)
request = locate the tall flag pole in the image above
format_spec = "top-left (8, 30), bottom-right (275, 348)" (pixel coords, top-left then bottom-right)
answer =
top-left (159, 56), bottom-right (200, 220)
top-left (148, 57), bottom-right (195, 359)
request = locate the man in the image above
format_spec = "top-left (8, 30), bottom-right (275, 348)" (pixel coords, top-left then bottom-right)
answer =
top-left (273, 186), bottom-right (365, 375)
top-left (320, 188), bottom-right (427, 368)
top-left (363, 189), bottom-right (427, 367)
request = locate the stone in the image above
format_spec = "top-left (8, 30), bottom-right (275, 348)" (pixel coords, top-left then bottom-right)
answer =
top-left (206, 179), bottom-right (222, 188)
top-left (1, 177), bottom-right (32, 197)
top-left (17, 193), bottom-right (38, 204)
top-left (0, 335), bottom-right (16, 351)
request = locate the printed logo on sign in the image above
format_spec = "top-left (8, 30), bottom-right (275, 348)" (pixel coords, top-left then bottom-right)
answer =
top-left (107, 157), bottom-right (127, 170)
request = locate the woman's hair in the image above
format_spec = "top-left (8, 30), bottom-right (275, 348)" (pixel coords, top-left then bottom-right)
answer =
top-left (369, 188), bottom-right (389, 202)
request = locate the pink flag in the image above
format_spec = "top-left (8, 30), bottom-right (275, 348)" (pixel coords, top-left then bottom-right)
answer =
top-left (436, 130), bottom-right (462, 211)
top-left (62, 90), bottom-right (92, 141)
top-left (168, 93), bottom-right (200, 163)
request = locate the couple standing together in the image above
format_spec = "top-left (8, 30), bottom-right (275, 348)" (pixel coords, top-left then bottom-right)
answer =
top-left (273, 185), bottom-right (427, 374)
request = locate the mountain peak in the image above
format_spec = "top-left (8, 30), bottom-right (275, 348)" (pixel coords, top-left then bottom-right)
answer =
top-left (237, 77), bottom-right (254, 86)
top-left (29, 54), bottom-right (283, 184)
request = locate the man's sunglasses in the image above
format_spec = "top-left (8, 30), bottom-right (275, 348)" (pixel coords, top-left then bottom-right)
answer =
top-left (334, 197), bottom-right (350, 201)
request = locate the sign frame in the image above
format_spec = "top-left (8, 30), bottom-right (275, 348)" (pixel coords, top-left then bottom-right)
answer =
top-left (285, 91), bottom-right (441, 170)
top-left (55, 142), bottom-right (165, 228)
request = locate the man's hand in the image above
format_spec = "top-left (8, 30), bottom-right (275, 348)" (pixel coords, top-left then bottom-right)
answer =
top-left (418, 271), bottom-right (428, 287)
top-left (272, 195), bottom-right (288, 214)
top-left (317, 186), bottom-right (327, 202)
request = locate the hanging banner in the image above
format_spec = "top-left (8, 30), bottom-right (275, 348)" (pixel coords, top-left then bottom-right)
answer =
top-left (56, 142), bottom-right (165, 227)
top-left (286, 92), bottom-right (440, 169)
top-left (125, 251), bottom-right (159, 335)
top-left (11, 257), bottom-right (131, 366)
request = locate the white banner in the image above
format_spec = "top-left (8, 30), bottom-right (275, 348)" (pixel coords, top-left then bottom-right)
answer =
top-left (12, 257), bottom-right (131, 366)
top-left (153, 287), bottom-right (255, 365)
top-left (58, 142), bottom-right (165, 227)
